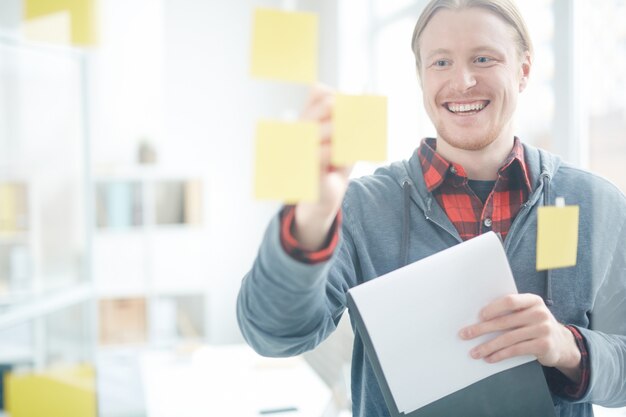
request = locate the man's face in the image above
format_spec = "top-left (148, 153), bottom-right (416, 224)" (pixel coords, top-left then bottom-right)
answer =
top-left (418, 8), bottom-right (531, 152)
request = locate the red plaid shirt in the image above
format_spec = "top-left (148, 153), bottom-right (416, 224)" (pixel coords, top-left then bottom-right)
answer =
top-left (419, 137), bottom-right (531, 241)
top-left (279, 137), bottom-right (589, 398)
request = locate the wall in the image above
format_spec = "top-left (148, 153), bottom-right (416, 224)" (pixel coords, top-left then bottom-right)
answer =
top-left (162, 0), bottom-right (338, 343)
top-left (1, 0), bottom-right (338, 345)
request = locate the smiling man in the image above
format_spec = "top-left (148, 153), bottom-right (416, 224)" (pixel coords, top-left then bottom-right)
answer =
top-left (237, 1), bottom-right (626, 416)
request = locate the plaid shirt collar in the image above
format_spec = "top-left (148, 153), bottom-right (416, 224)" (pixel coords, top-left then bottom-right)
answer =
top-left (417, 137), bottom-right (532, 194)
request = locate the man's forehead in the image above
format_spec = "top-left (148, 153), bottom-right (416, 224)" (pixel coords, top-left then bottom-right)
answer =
top-left (419, 8), bottom-right (518, 56)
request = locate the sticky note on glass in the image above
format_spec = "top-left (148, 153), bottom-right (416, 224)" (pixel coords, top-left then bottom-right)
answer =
top-left (254, 121), bottom-right (320, 203)
top-left (536, 199), bottom-right (579, 270)
top-left (250, 8), bottom-right (318, 83)
top-left (332, 94), bottom-right (388, 166)
top-left (24, 0), bottom-right (98, 46)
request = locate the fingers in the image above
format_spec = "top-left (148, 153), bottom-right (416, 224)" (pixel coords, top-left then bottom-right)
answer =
top-left (481, 339), bottom-right (540, 363)
top-left (459, 292), bottom-right (570, 367)
top-left (319, 122), bottom-right (353, 176)
top-left (302, 84), bottom-right (353, 177)
top-left (460, 301), bottom-right (551, 340)
top-left (478, 293), bottom-right (545, 321)
top-left (468, 323), bottom-right (550, 360)
top-left (302, 85), bottom-right (334, 122)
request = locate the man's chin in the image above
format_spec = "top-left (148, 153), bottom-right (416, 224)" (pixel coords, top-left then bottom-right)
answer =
top-left (437, 135), bottom-right (496, 152)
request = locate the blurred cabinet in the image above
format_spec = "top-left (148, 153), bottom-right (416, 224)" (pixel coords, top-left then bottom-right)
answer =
top-left (0, 33), bottom-right (94, 376)
top-left (92, 168), bottom-right (210, 347)
top-left (0, 29), bottom-right (99, 415)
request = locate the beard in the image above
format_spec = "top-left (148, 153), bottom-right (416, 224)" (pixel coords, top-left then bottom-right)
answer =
top-left (436, 122), bottom-right (502, 152)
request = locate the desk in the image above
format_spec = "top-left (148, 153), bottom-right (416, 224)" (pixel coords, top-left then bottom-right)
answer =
top-left (140, 344), bottom-right (332, 417)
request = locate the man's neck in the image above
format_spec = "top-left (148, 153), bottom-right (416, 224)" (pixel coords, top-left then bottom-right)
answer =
top-left (435, 135), bottom-right (515, 181)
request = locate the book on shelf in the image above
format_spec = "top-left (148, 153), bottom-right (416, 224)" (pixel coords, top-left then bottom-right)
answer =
top-left (184, 179), bottom-right (203, 225)
top-left (96, 182), bottom-right (142, 229)
top-left (152, 295), bottom-right (205, 343)
top-left (155, 181), bottom-right (185, 225)
top-left (0, 183), bottom-right (28, 235)
top-left (99, 297), bottom-right (147, 345)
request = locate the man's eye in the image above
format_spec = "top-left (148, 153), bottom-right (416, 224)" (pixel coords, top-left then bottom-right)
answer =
top-left (475, 56), bottom-right (492, 64)
top-left (434, 60), bottom-right (448, 67)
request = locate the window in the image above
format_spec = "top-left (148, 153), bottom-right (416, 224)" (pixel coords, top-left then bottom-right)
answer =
top-left (582, 0), bottom-right (626, 192)
top-left (340, 0), bottom-right (626, 192)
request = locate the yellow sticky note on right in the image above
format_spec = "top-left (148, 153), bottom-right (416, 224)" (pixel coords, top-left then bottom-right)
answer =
top-left (24, 0), bottom-right (98, 46)
top-left (5, 364), bottom-right (97, 417)
top-left (332, 94), bottom-right (388, 166)
top-left (536, 205), bottom-right (579, 270)
top-left (254, 121), bottom-right (320, 203)
top-left (250, 8), bottom-right (318, 83)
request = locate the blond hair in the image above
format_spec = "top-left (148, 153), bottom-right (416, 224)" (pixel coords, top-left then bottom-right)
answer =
top-left (411, 0), bottom-right (533, 72)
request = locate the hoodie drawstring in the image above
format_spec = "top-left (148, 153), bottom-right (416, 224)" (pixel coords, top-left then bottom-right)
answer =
top-left (541, 174), bottom-right (554, 306)
top-left (400, 180), bottom-right (411, 267)
top-left (399, 175), bottom-right (555, 306)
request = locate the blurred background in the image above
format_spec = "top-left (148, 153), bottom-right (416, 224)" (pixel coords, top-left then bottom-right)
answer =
top-left (0, 0), bottom-right (624, 416)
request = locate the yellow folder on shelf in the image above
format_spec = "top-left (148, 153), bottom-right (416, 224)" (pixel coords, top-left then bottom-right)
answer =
top-left (5, 364), bottom-right (97, 417)
top-left (23, 0), bottom-right (98, 46)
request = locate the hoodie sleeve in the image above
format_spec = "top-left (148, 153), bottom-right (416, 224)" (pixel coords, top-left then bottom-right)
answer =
top-left (236, 207), bottom-right (359, 357)
top-left (573, 217), bottom-right (626, 407)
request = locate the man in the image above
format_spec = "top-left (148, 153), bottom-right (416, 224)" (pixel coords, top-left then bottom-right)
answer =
top-left (237, 0), bottom-right (626, 416)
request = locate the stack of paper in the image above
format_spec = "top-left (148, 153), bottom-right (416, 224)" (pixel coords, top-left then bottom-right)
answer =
top-left (347, 232), bottom-right (556, 417)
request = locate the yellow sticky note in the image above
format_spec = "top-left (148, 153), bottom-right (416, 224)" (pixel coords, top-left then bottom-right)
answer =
top-left (332, 94), bottom-right (388, 166)
top-left (5, 364), bottom-right (97, 417)
top-left (536, 205), bottom-right (579, 270)
top-left (250, 8), bottom-right (318, 83)
top-left (254, 121), bottom-right (320, 203)
top-left (24, 0), bottom-right (98, 46)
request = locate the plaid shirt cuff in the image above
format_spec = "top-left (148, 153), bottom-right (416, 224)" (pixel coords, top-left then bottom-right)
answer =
top-left (544, 325), bottom-right (590, 400)
top-left (279, 206), bottom-right (341, 264)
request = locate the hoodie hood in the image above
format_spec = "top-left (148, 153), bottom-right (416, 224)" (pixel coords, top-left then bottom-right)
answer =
top-left (385, 140), bottom-right (563, 305)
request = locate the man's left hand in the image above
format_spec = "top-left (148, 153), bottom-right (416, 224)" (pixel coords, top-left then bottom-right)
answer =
top-left (459, 293), bottom-right (582, 382)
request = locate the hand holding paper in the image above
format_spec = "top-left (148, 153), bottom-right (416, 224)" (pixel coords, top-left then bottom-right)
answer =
top-left (459, 293), bottom-right (583, 383)
top-left (346, 232), bottom-right (555, 416)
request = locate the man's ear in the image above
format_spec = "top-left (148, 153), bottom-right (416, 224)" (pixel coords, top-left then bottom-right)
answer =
top-left (518, 51), bottom-right (532, 92)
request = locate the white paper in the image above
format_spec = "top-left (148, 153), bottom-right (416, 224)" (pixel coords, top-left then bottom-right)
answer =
top-left (348, 231), bottom-right (534, 414)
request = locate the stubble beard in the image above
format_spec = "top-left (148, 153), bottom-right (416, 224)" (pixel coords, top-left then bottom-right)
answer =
top-left (436, 124), bottom-right (500, 152)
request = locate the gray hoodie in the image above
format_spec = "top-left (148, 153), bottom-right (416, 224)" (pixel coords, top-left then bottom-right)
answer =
top-left (237, 142), bottom-right (626, 417)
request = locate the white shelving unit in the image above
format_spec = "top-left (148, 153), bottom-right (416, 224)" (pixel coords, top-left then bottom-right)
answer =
top-left (0, 31), bottom-right (95, 390)
top-left (92, 166), bottom-right (210, 348)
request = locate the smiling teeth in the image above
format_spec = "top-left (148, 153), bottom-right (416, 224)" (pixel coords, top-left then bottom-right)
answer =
top-left (448, 103), bottom-right (486, 113)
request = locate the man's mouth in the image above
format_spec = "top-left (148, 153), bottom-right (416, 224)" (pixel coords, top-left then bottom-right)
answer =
top-left (445, 100), bottom-right (490, 114)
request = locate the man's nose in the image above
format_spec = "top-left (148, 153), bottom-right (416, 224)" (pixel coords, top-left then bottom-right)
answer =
top-left (449, 65), bottom-right (477, 91)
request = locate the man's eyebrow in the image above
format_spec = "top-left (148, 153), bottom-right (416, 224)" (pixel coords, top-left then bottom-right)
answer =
top-left (424, 46), bottom-right (506, 60)
top-left (470, 46), bottom-right (506, 56)
top-left (425, 48), bottom-right (451, 60)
